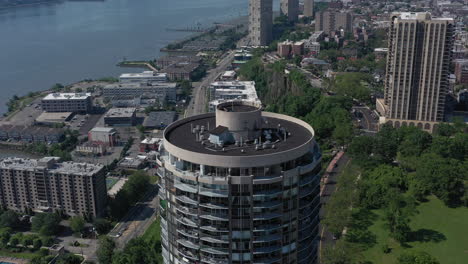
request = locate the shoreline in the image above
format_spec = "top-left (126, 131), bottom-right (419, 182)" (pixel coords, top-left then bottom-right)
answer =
top-left (0, 0), bottom-right (62, 10)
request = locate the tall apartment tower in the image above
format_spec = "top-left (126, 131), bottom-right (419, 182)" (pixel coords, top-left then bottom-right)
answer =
top-left (249, 0), bottom-right (273, 46)
top-left (281, 0), bottom-right (299, 22)
top-left (157, 101), bottom-right (322, 264)
top-left (303, 0), bottom-right (314, 18)
top-left (379, 13), bottom-right (454, 131)
top-left (315, 11), bottom-right (353, 34)
top-left (0, 157), bottom-right (106, 217)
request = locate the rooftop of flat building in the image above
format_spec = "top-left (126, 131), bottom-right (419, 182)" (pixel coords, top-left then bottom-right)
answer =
top-left (165, 113), bottom-right (313, 157)
top-left (395, 12), bottom-right (454, 21)
top-left (119, 71), bottom-right (167, 78)
top-left (104, 82), bottom-right (177, 89)
top-left (0, 157), bottom-right (103, 175)
top-left (43, 93), bottom-right (91, 101)
top-left (104, 108), bottom-right (136, 118)
top-left (90, 127), bottom-right (117, 133)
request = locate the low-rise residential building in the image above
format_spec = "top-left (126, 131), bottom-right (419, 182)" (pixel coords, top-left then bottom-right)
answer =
top-left (88, 127), bottom-right (117, 146)
top-left (103, 82), bottom-right (177, 102)
top-left (305, 41), bottom-right (321, 56)
top-left (118, 156), bottom-right (146, 170)
top-left (374, 48), bottom-right (389, 60)
top-left (140, 138), bottom-right (161, 152)
top-left (277, 40), bottom-right (293, 57)
top-left (277, 40), bottom-right (305, 57)
top-left (160, 62), bottom-right (200, 81)
top-left (119, 71), bottom-right (168, 84)
top-left (0, 157), bottom-right (106, 217)
top-left (104, 108), bottom-right (137, 127)
top-left (41, 93), bottom-right (93, 113)
top-left (220, 70), bottom-right (237, 81)
top-left (75, 143), bottom-right (107, 156)
top-left (0, 125), bottom-right (64, 143)
top-left (301, 57), bottom-right (330, 70)
top-left (455, 59), bottom-right (468, 84)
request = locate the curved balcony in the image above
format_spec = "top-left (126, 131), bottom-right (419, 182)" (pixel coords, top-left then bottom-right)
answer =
top-left (200, 247), bottom-right (229, 255)
top-left (253, 244), bottom-right (281, 254)
top-left (177, 239), bottom-right (200, 250)
top-left (252, 233), bottom-right (281, 243)
top-left (253, 212), bottom-right (282, 221)
top-left (177, 216), bottom-right (198, 228)
top-left (175, 182), bottom-right (198, 194)
top-left (200, 213), bottom-right (229, 221)
top-left (199, 187), bottom-right (229, 198)
top-left (176, 195), bottom-right (198, 205)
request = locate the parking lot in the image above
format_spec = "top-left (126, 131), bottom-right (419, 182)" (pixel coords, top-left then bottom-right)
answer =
top-left (1, 98), bottom-right (43, 126)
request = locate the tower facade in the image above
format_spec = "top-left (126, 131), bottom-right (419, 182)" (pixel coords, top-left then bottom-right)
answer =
top-left (157, 101), bottom-right (322, 264)
top-left (303, 0), bottom-right (314, 18)
top-left (315, 11), bottom-right (352, 34)
top-left (249, 0), bottom-right (273, 46)
top-left (380, 13), bottom-right (454, 131)
top-left (281, 0), bottom-right (299, 22)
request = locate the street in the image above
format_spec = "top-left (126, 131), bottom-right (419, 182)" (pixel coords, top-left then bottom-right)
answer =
top-left (185, 52), bottom-right (236, 117)
top-left (319, 153), bottom-right (350, 257)
top-left (110, 184), bottom-right (160, 249)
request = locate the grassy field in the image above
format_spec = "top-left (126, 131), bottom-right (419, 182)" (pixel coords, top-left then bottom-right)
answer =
top-left (142, 217), bottom-right (161, 243)
top-left (141, 217), bottom-right (162, 263)
top-left (362, 196), bottom-right (468, 264)
top-left (0, 249), bottom-right (40, 259)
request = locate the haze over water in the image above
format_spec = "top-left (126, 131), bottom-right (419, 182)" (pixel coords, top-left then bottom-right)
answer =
top-left (0, 0), bottom-right (266, 113)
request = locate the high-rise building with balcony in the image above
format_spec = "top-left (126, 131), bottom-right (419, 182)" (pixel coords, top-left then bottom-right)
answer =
top-left (281, 0), bottom-right (299, 22)
top-left (303, 0), bottom-right (314, 18)
top-left (377, 12), bottom-right (454, 132)
top-left (315, 11), bottom-right (352, 35)
top-left (249, 0), bottom-right (273, 46)
top-left (157, 101), bottom-right (322, 264)
top-left (0, 157), bottom-right (106, 218)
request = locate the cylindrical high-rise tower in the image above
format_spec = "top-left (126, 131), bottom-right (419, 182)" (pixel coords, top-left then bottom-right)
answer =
top-left (157, 101), bottom-right (322, 264)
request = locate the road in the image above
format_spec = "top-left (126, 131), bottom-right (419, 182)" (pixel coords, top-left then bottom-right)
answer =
top-left (352, 106), bottom-right (379, 133)
top-left (109, 184), bottom-right (160, 249)
top-left (185, 52), bottom-right (236, 117)
top-left (319, 153), bottom-right (350, 258)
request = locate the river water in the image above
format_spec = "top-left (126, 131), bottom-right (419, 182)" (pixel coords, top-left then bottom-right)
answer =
top-left (0, 0), bottom-right (273, 113)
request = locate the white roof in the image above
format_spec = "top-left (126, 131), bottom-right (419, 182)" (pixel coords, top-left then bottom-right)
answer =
top-left (120, 71), bottom-right (167, 78)
top-left (141, 138), bottom-right (160, 144)
top-left (222, 71), bottom-right (236, 78)
top-left (90, 127), bottom-right (116, 133)
top-left (43, 93), bottom-right (91, 100)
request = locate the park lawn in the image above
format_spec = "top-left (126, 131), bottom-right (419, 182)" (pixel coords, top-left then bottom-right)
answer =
top-left (362, 196), bottom-right (468, 264)
top-left (0, 249), bottom-right (41, 259)
top-left (141, 217), bottom-right (162, 263)
top-left (141, 217), bottom-right (161, 243)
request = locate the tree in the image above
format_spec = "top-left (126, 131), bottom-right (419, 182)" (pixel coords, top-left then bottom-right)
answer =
top-left (70, 216), bottom-right (85, 234)
top-left (398, 251), bottom-right (440, 264)
top-left (0, 210), bottom-right (19, 229)
top-left (397, 127), bottom-right (432, 157)
top-left (97, 236), bottom-right (115, 264)
top-left (322, 240), bottom-right (358, 264)
top-left (31, 213), bottom-right (61, 236)
top-left (9, 235), bottom-right (20, 247)
top-left (94, 218), bottom-right (112, 235)
top-left (408, 153), bottom-right (466, 206)
top-left (0, 228), bottom-right (12, 248)
top-left (41, 236), bottom-right (55, 247)
top-left (21, 234), bottom-right (35, 247)
top-left (56, 253), bottom-right (83, 264)
top-left (33, 238), bottom-right (42, 250)
top-left (359, 165), bottom-right (406, 209)
top-left (384, 195), bottom-right (414, 244)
